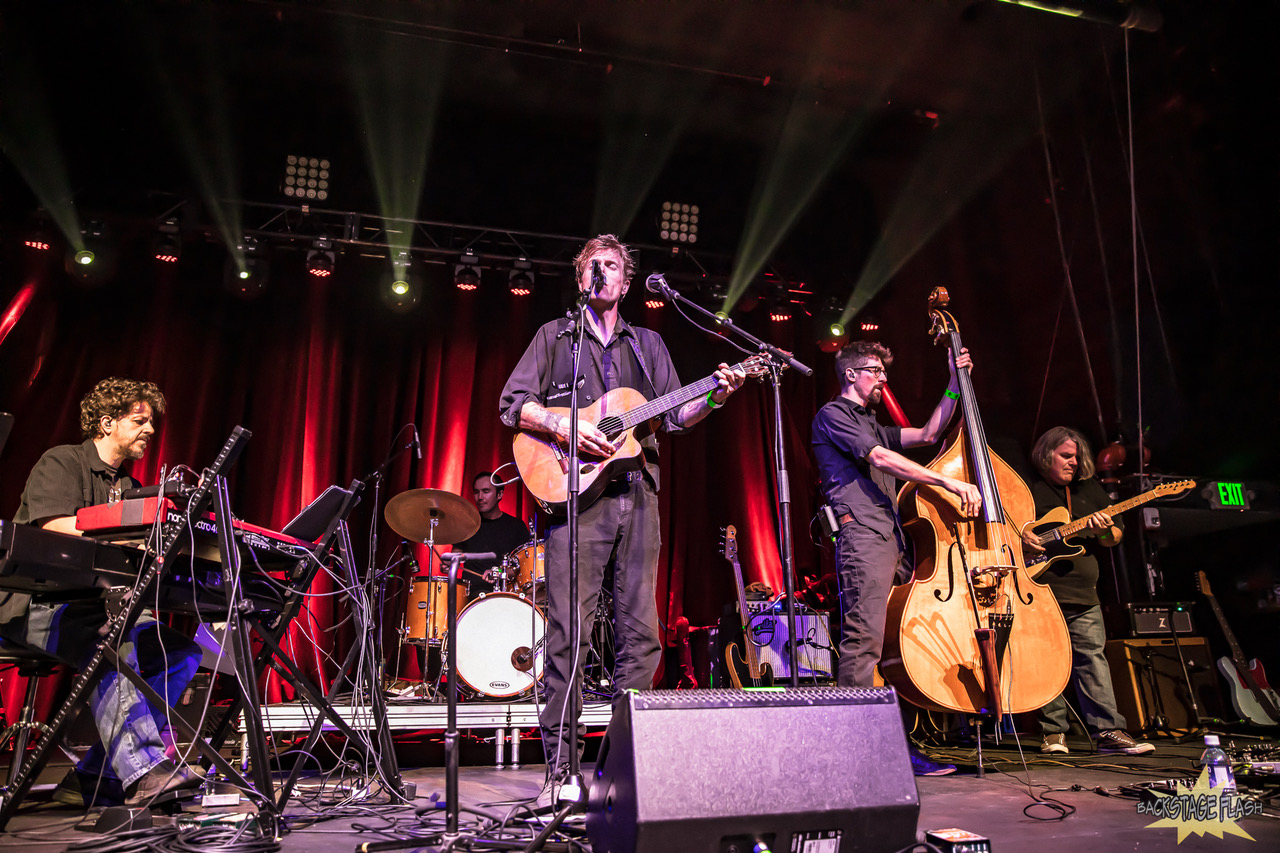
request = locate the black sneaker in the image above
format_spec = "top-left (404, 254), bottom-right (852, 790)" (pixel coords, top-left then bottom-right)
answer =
top-left (908, 745), bottom-right (956, 776)
top-left (1095, 730), bottom-right (1154, 755)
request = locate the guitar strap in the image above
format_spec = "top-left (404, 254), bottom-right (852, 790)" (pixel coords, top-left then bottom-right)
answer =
top-left (625, 332), bottom-right (660, 399)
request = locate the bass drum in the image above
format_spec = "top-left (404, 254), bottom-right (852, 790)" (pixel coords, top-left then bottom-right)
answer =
top-left (453, 593), bottom-right (546, 699)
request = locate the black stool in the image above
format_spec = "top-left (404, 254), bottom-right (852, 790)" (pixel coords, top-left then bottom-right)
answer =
top-left (0, 644), bottom-right (60, 789)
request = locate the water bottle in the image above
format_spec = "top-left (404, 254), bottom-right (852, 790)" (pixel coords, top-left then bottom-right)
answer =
top-left (1201, 734), bottom-right (1236, 792)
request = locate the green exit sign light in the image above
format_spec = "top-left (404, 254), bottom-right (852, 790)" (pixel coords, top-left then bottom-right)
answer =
top-left (1212, 481), bottom-right (1248, 510)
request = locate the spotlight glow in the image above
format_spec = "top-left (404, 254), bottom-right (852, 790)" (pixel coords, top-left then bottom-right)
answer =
top-left (391, 279), bottom-right (410, 296)
top-left (74, 250), bottom-right (94, 266)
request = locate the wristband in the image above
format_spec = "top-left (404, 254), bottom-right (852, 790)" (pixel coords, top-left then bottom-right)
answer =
top-left (943, 389), bottom-right (960, 401)
top-left (706, 390), bottom-right (723, 409)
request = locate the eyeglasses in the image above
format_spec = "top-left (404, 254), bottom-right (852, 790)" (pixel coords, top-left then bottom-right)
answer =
top-left (851, 365), bottom-right (887, 378)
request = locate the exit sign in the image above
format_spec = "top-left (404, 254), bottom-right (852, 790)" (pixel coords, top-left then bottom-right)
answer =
top-left (1210, 481), bottom-right (1249, 510)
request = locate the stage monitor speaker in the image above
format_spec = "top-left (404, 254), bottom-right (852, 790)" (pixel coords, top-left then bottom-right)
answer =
top-left (586, 687), bottom-right (919, 853)
top-left (1105, 637), bottom-right (1225, 731)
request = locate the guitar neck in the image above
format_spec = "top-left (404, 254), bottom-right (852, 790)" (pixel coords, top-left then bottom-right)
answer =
top-left (1037, 488), bottom-right (1156, 545)
top-left (619, 371), bottom-right (728, 431)
top-left (728, 555), bottom-right (762, 678)
top-left (1205, 594), bottom-right (1250, 667)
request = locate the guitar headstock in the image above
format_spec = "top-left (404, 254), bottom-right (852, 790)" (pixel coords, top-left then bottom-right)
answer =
top-left (1155, 479), bottom-right (1197, 499)
top-left (720, 524), bottom-right (738, 563)
top-left (739, 354), bottom-right (783, 380)
top-left (1196, 570), bottom-right (1214, 598)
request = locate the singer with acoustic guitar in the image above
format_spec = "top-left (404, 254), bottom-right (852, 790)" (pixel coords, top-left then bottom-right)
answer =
top-left (499, 234), bottom-right (745, 798)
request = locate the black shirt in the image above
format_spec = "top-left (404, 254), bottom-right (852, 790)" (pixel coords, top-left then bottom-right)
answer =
top-left (453, 512), bottom-right (532, 577)
top-left (1029, 475), bottom-right (1122, 607)
top-left (13, 439), bottom-right (138, 525)
top-left (499, 315), bottom-right (685, 489)
top-left (811, 397), bottom-right (906, 543)
top-left (3, 439), bottom-right (139, 634)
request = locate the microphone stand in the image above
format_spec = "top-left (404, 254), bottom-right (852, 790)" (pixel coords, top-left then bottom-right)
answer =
top-left (550, 277), bottom-right (598, 809)
top-left (647, 275), bottom-right (812, 687)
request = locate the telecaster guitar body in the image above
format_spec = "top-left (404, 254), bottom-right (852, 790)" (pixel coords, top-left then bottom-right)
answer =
top-left (1217, 657), bottom-right (1280, 727)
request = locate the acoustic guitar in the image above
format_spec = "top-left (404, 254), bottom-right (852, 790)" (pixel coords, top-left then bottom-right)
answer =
top-left (721, 525), bottom-right (773, 689)
top-left (513, 354), bottom-right (771, 513)
top-left (1021, 479), bottom-right (1195, 578)
top-left (1197, 570), bottom-right (1280, 727)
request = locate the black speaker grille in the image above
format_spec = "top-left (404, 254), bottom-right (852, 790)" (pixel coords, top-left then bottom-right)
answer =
top-left (630, 686), bottom-right (895, 710)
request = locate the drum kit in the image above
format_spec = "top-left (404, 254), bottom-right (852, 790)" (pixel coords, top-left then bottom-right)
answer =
top-left (384, 487), bottom-right (547, 700)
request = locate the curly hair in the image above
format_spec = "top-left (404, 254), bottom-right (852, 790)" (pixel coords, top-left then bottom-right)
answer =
top-left (572, 234), bottom-right (636, 288)
top-left (80, 378), bottom-right (166, 439)
top-left (834, 339), bottom-right (894, 382)
top-left (1031, 426), bottom-right (1095, 481)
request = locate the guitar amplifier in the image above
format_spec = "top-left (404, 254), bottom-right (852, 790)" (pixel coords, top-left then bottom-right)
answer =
top-left (1105, 637), bottom-right (1224, 731)
top-left (742, 604), bottom-right (835, 682)
top-left (1128, 602), bottom-right (1195, 637)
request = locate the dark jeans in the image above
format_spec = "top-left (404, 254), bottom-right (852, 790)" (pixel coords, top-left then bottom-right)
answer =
top-left (1039, 604), bottom-right (1127, 735)
top-left (834, 522), bottom-right (906, 688)
top-left (539, 479), bottom-right (661, 771)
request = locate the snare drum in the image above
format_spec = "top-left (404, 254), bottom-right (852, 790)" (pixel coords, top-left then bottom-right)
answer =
top-left (404, 576), bottom-right (469, 645)
top-left (510, 540), bottom-right (545, 591)
top-left (452, 593), bottom-right (546, 698)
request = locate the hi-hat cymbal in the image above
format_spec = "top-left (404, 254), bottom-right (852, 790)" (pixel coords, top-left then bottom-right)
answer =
top-left (385, 488), bottom-right (480, 545)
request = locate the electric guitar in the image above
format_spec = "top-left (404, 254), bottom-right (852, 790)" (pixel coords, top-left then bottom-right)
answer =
top-left (1022, 479), bottom-right (1195, 578)
top-left (1197, 570), bottom-right (1280, 727)
top-left (721, 525), bottom-right (773, 689)
top-left (513, 354), bottom-right (772, 513)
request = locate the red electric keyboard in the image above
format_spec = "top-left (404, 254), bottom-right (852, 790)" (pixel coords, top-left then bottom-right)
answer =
top-left (0, 499), bottom-right (319, 614)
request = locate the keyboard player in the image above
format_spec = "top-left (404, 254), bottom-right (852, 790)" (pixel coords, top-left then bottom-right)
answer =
top-left (0, 377), bottom-right (204, 807)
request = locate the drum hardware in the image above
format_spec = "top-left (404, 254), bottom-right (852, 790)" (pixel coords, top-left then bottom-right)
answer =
top-left (386, 488), bottom-right (480, 696)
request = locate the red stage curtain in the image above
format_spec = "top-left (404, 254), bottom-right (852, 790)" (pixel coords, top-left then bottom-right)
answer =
top-left (0, 257), bottom-right (831, 720)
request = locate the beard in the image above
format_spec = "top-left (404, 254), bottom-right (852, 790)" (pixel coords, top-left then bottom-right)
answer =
top-left (124, 439), bottom-right (148, 461)
top-left (867, 387), bottom-right (883, 405)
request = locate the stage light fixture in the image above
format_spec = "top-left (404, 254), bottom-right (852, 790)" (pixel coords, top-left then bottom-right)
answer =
top-left (23, 238), bottom-right (51, 252)
top-left (65, 220), bottom-right (116, 285)
top-left (769, 309), bottom-right (792, 323)
top-left (284, 154), bottom-right (331, 201)
top-left (382, 252), bottom-right (421, 313)
top-left (508, 259), bottom-right (534, 296)
top-left (659, 201), bottom-right (699, 244)
top-left (305, 238), bottom-right (335, 278)
top-left (644, 298), bottom-right (664, 310)
top-left (813, 298), bottom-right (849, 354)
top-left (454, 251), bottom-right (481, 291)
top-left (223, 234), bottom-right (270, 299)
top-left (153, 217), bottom-right (182, 264)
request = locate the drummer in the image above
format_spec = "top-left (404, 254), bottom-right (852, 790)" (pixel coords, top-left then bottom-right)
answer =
top-left (451, 471), bottom-right (532, 594)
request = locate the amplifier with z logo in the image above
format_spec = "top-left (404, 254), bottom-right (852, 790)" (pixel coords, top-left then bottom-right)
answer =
top-left (1127, 602), bottom-right (1195, 637)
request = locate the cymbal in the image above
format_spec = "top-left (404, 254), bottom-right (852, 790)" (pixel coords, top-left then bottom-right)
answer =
top-left (385, 488), bottom-right (480, 545)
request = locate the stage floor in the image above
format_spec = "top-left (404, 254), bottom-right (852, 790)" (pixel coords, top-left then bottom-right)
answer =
top-left (2, 736), bottom-right (1277, 852)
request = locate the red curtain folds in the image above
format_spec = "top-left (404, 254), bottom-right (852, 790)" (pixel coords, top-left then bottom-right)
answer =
top-left (0, 257), bottom-right (826, 721)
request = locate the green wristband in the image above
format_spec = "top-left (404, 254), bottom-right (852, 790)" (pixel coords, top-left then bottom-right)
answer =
top-left (706, 390), bottom-right (723, 409)
top-left (943, 389), bottom-right (960, 401)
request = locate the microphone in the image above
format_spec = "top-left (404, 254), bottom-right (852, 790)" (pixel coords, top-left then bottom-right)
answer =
top-left (411, 424), bottom-right (421, 460)
top-left (404, 543), bottom-right (422, 576)
top-left (645, 272), bottom-right (669, 295)
top-left (591, 259), bottom-right (605, 295)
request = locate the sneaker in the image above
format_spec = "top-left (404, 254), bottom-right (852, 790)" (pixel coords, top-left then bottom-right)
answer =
top-left (1041, 733), bottom-right (1069, 754)
top-left (908, 745), bottom-right (956, 776)
top-left (534, 765), bottom-right (582, 811)
top-left (124, 760), bottom-right (205, 806)
top-left (51, 769), bottom-right (84, 807)
top-left (1095, 730), bottom-right (1155, 755)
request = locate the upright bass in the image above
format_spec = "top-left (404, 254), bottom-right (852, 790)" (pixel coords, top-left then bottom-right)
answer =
top-left (881, 288), bottom-right (1071, 717)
